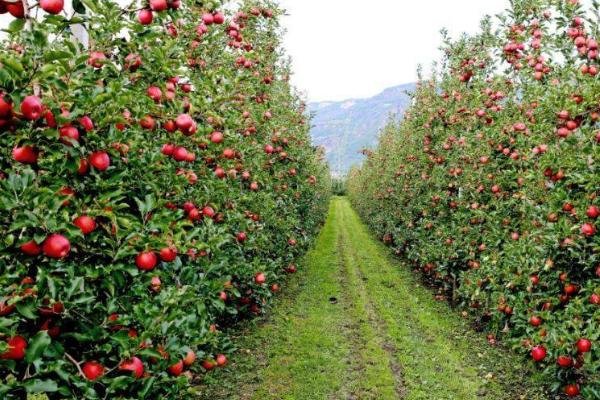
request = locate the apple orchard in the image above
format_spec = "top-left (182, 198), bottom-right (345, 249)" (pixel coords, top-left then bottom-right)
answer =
top-left (348, 0), bottom-right (599, 398)
top-left (0, 0), bottom-right (330, 398)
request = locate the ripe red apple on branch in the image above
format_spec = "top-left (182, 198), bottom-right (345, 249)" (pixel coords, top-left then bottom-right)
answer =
top-left (40, 0), bottom-right (63, 14)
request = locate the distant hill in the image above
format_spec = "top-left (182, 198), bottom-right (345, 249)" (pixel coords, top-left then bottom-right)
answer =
top-left (308, 83), bottom-right (415, 176)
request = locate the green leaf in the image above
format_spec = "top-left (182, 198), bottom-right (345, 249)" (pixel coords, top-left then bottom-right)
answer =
top-left (24, 379), bottom-right (58, 393)
top-left (5, 18), bottom-right (26, 33)
top-left (139, 376), bottom-right (156, 398)
top-left (16, 301), bottom-right (37, 320)
top-left (0, 69), bottom-right (11, 85)
top-left (72, 0), bottom-right (87, 14)
top-left (25, 331), bottom-right (51, 363)
top-left (80, 0), bottom-right (98, 13)
top-left (66, 277), bottom-right (84, 299)
top-left (33, 30), bottom-right (48, 47)
top-left (2, 57), bottom-right (24, 74)
top-left (44, 50), bottom-right (72, 62)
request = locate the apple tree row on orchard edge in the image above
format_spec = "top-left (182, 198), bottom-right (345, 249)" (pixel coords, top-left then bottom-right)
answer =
top-left (349, 0), bottom-right (599, 398)
top-left (0, 0), bottom-right (331, 398)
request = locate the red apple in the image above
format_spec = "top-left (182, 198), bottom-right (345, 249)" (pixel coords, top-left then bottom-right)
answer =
top-left (150, 0), bottom-right (167, 12)
top-left (557, 355), bottom-right (573, 368)
top-left (213, 12), bottom-right (225, 24)
top-left (202, 206), bottom-right (215, 218)
top-left (581, 222), bottom-right (596, 236)
top-left (124, 53), bottom-right (142, 71)
top-left (74, 215), bottom-right (96, 234)
top-left (159, 247), bottom-right (177, 262)
top-left (89, 151), bottom-right (110, 171)
top-left (59, 125), bottom-right (80, 145)
top-left (163, 120), bottom-right (176, 132)
top-left (167, 360), bottom-right (184, 376)
top-left (576, 338), bottom-right (591, 353)
top-left (136, 251), bottom-right (158, 271)
top-left (187, 208), bottom-right (201, 222)
top-left (88, 51), bottom-right (107, 68)
top-left (13, 146), bottom-right (38, 164)
top-left (183, 350), bottom-right (196, 366)
top-left (216, 354), bottom-right (227, 366)
top-left (140, 115), bottom-right (155, 130)
top-left (40, 0), bottom-right (64, 14)
top-left (39, 301), bottom-right (64, 317)
top-left (222, 148), bottom-right (235, 159)
top-left (531, 345), bottom-right (546, 362)
top-left (202, 13), bottom-right (214, 24)
top-left (210, 131), bottom-right (224, 143)
top-left (0, 299), bottom-right (15, 316)
top-left (587, 205), bottom-right (600, 219)
top-left (147, 86), bottom-right (162, 102)
top-left (6, 2), bottom-right (25, 18)
top-left (78, 158), bottom-right (89, 175)
top-left (201, 359), bottom-right (216, 370)
top-left (529, 316), bottom-right (542, 327)
top-left (0, 336), bottom-right (27, 360)
top-left (138, 9), bottom-right (153, 25)
top-left (119, 356), bottom-right (144, 378)
top-left (20, 96), bottom-right (43, 120)
top-left (286, 264), bottom-right (297, 273)
top-left (43, 234), bottom-right (70, 258)
top-left (564, 384), bottom-right (580, 397)
top-left (172, 146), bottom-right (188, 161)
top-left (214, 167), bottom-right (226, 178)
top-left (0, 95), bottom-right (12, 118)
top-left (79, 116), bottom-right (94, 132)
top-left (20, 240), bottom-right (41, 256)
top-left (176, 114), bottom-right (194, 132)
top-left (255, 272), bottom-right (266, 284)
top-left (82, 361), bottom-right (104, 381)
top-left (161, 143), bottom-right (175, 156)
top-left (236, 232), bottom-right (247, 242)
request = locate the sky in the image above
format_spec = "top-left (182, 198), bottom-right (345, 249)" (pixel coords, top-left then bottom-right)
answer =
top-left (278, 0), bottom-right (509, 102)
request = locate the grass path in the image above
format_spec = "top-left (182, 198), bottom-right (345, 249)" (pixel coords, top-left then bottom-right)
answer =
top-left (196, 197), bottom-right (546, 400)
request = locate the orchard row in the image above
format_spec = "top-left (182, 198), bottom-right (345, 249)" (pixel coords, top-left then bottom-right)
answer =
top-left (349, 0), bottom-right (598, 398)
top-left (0, 0), bottom-right (329, 398)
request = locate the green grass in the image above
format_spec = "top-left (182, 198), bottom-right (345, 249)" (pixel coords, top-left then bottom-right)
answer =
top-left (194, 197), bottom-right (547, 400)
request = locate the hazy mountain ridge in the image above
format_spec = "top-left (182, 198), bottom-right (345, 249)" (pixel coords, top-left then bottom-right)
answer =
top-left (308, 82), bottom-right (416, 176)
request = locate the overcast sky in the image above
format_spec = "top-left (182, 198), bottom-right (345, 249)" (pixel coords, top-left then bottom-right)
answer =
top-left (278, 0), bottom-right (510, 102)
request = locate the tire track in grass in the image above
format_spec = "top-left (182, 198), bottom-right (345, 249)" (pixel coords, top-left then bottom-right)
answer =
top-left (336, 197), bottom-right (547, 400)
top-left (334, 230), bottom-right (403, 400)
top-left (338, 220), bottom-right (406, 399)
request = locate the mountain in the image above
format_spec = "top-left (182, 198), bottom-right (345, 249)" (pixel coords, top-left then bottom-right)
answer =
top-left (308, 82), bottom-right (416, 176)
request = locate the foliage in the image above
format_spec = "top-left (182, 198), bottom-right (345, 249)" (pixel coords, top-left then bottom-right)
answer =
top-left (0, 0), bottom-right (330, 398)
top-left (349, 0), bottom-right (599, 398)
top-left (331, 178), bottom-right (346, 196)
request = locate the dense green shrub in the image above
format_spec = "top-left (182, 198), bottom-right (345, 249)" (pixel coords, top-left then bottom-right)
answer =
top-left (0, 0), bottom-right (329, 398)
top-left (349, 0), bottom-right (599, 397)
top-left (331, 178), bottom-right (347, 196)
